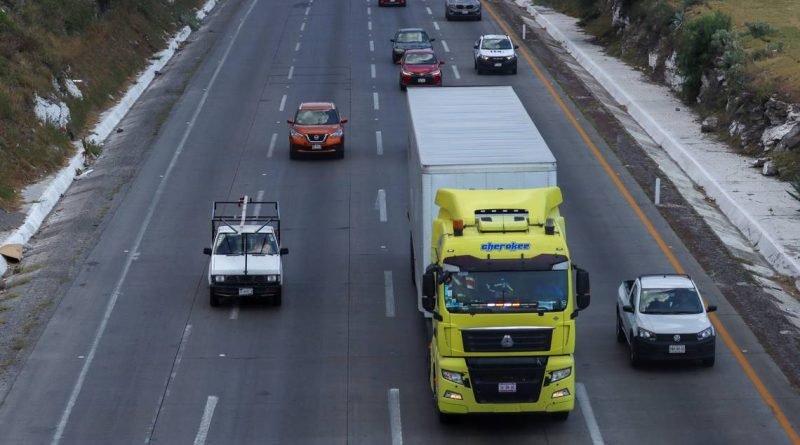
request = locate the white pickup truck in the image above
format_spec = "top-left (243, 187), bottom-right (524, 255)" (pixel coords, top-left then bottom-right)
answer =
top-left (616, 274), bottom-right (716, 367)
top-left (203, 197), bottom-right (288, 307)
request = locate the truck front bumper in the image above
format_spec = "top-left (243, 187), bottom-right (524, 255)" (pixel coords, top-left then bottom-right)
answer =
top-left (435, 355), bottom-right (574, 415)
top-left (210, 283), bottom-right (282, 299)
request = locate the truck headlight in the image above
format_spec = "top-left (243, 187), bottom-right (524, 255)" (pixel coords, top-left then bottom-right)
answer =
top-left (697, 327), bottom-right (714, 340)
top-left (214, 275), bottom-right (226, 283)
top-left (267, 275), bottom-right (280, 282)
top-left (638, 327), bottom-right (656, 340)
top-left (441, 369), bottom-right (464, 385)
top-left (549, 367), bottom-right (572, 383)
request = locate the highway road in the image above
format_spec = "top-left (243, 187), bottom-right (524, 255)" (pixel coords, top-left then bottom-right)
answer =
top-left (1, 0), bottom-right (799, 443)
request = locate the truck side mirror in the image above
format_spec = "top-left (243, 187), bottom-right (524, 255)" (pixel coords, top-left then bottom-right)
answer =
top-left (280, 247), bottom-right (289, 255)
top-left (575, 268), bottom-right (590, 310)
top-left (422, 271), bottom-right (436, 312)
top-left (203, 247), bottom-right (212, 255)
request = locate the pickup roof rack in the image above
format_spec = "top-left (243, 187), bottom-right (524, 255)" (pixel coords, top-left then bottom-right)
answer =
top-left (211, 196), bottom-right (282, 243)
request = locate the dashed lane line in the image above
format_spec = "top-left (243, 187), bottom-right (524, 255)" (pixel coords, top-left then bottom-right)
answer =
top-left (267, 133), bottom-right (277, 158)
top-left (193, 396), bottom-right (219, 445)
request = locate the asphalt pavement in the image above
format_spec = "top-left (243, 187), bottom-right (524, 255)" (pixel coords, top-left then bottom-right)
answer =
top-left (0, 0), bottom-right (798, 443)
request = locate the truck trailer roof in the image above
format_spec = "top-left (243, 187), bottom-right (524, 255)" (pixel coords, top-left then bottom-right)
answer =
top-left (406, 86), bottom-right (556, 169)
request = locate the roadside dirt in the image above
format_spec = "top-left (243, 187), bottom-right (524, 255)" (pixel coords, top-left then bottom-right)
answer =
top-left (493, 0), bottom-right (800, 388)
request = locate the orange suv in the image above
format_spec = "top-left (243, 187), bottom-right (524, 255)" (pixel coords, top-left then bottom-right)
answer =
top-left (287, 102), bottom-right (348, 159)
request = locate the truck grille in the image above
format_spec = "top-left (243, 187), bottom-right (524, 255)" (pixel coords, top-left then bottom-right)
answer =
top-left (462, 328), bottom-right (553, 352)
top-left (226, 275), bottom-right (269, 284)
top-left (466, 357), bottom-right (547, 404)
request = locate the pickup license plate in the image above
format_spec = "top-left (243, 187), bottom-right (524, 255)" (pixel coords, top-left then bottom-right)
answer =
top-left (498, 382), bottom-right (516, 393)
top-left (494, 63), bottom-right (502, 67)
top-left (462, 10), bottom-right (469, 14)
top-left (311, 144), bottom-right (322, 150)
top-left (669, 344), bottom-right (685, 354)
top-left (417, 78), bottom-right (426, 83)
top-left (239, 288), bottom-right (254, 296)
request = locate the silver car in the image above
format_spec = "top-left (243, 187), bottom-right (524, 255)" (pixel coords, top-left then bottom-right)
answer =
top-left (445, 0), bottom-right (481, 21)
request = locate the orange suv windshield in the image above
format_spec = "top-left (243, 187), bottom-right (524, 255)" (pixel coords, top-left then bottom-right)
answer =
top-left (295, 110), bottom-right (339, 125)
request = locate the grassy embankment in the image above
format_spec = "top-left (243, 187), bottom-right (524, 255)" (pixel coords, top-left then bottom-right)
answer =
top-left (0, 0), bottom-right (203, 210)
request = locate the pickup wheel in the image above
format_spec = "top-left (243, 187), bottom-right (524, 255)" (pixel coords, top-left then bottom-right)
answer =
top-left (273, 289), bottom-right (282, 306)
top-left (209, 289), bottom-right (221, 307)
top-left (616, 312), bottom-right (626, 343)
top-left (702, 356), bottom-right (715, 368)
top-left (629, 337), bottom-right (641, 368)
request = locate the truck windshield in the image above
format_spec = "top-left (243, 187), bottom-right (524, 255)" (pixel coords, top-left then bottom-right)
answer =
top-left (214, 233), bottom-right (278, 255)
top-left (443, 270), bottom-right (568, 313)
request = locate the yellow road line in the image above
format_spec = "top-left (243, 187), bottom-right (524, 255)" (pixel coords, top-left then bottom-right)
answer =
top-left (481, 2), bottom-right (800, 443)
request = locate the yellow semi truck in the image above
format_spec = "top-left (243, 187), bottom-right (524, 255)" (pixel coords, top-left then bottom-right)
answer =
top-left (419, 188), bottom-right (590, 421)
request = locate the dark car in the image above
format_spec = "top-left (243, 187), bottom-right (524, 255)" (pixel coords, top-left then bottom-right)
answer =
top-left (391, 28), bottom-right (435, 63)
top-left (445, 0), bottom-right (481, 20)
top-left (378, 0), bottom-right (406, 6)
top-left (398, 49), bottom-right (444, 91)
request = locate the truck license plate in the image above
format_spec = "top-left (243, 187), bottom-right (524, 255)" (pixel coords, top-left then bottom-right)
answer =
top-left (311, 144), bottom-right (322, 150)
top-left (239, 288), bottom-right (254, 296)
top-left (498, 382), bottom-right (517, 393)
top-left (494, 63), bottom-right (502, 67)
top-left (669, 344), bottom-right (685, 354)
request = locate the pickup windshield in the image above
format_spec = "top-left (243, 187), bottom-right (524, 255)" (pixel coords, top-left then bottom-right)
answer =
top-left (214, 233), bottom-right (278, 255)
top-left (443, 270), bottom-right (568, 313)
top-left (639, 288), bottom-right (703, 314)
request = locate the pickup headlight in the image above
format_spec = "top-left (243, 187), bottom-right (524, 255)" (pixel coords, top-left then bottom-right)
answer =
top-left (505, 55), bottom-right (516, 60)
top-left (290, 129), bottom-right (303, 138)
top-left (441, 369), bottom-right (464, 385)
top-left (330, 128), bottom-right (343, 137)
top-left (549, 367), bottom-right (572, 383)
top-left (638, 327), bottom-right (656, 340)
top-left (480, 55), bottom-right (490, 60)
top-left (213, 275), bottom-right (226, 283)
top-left (697, 327), bottom-right (714, 340)
top-left (267, 274), bottom-right (280, 283)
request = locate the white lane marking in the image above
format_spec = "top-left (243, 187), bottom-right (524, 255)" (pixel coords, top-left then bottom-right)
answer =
top-left (388, 389), bottom-right (403, 445)
top-left (373, 92), bottom-right (380, 110)
top-left (279, 94), bottom-right (287, 112)
top-left (377, 189), bottom-right (387, 222)
top-left (367, 6), bottom-right (371, 15)
top-left (369, 40), bottom-right (374, 52)
top-left (300, 22), bottom-right (305, 32)
top-left (577, 383), bottom-right (605, 445)
top-left (371, 64), bottom-right (376, 79)
top-left (441, 40), bottom-right (450, 52)
top-left (287, 66), bottom-right (294, 80)
top-left (433, 21), bottom-right (440, 31)
top-left (229, 304), bottom-right (240, 320)
top-left (193, 396), bottom-right (219, 445)
top-left (50, 2), bottom-right (260, 443)
top-left (295, 42), bottom-right (301, 51)
top-left (304, 6), bottom-right (310, 15)
top-left (144, 324), bottom-right (192, 444)
top-left (267, 133), bottom-right (278, 158)
top-left (384, 271), bottom-right (395, 317)
top-left (368, 21), bottom-right (372, 31)
top-left (425, 6), bottom-right (432, 15)
top-left (252, 190), bottom-right (265, 219)
top-left (451, 65), bottom-right (460, 80)
top-left (376, 130), bottom-right (383, 155)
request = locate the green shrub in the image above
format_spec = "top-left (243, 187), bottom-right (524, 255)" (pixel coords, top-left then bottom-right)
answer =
top-left (746, 21), bottom-right (777, 39)
top-left (677, 11), bottom-right (733, 101)
top-left (788, 177), bottom-right (800, 205)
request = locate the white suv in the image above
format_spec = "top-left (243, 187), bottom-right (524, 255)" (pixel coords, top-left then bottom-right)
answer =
top-left (473, 34), bottom-right (518, 75)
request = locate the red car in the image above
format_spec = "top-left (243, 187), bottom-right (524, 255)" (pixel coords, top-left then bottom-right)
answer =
top-left (398, 49), bottom-right (444, 91)
top-left (287, 102), bottom-right (347, 159)
top-left (378, 0), bottom-right (406, 6)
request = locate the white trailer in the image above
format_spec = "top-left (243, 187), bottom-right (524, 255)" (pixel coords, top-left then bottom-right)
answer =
top-left (407, 86), bottom-right (557, 313)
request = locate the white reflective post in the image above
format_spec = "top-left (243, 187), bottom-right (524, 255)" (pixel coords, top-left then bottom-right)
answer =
top-left (655, 178), bottom-right (661, 205)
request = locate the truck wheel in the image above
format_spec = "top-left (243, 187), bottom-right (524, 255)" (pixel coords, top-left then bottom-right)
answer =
top-left (629, 340), bottom-right (641, 368)
top-left (552, 411), bottom-right (570, 421)
top-left (209, 290), bottom-right (221, 307)
top-left (273, 290), bottom-right (282, 306)
top-left (702, 356), bottom-right (715, 368)
top-left (616, 313), bottom-right (626, 343)
top-left (438, 411), bottom-right (456, 424)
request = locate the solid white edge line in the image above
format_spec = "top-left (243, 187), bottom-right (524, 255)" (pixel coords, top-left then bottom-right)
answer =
top-left (451, 65), bottom-right (460, 80)
top-left (377, 189), bottom-right (387, 222)
top-left (287, 66), bottom-right (294, 80)
top-left (576, 383), bottom-right (605, 445)
top-left (441, 40), bottom-right (450, 52)
top-left (279, 94), bottom-right (287, 112)
top-left (373, 92), bottom-right (379, 110)
top-left (143, 324), bottom-right (193, 444)
top-left (388, 388), bottom-right (403, 445)
top-left (433, 21), bottom-right (440, 31)
top-left (50, 2), bottom-right (260, 443)
top-left (267, 133), bottom-right (277, 158)
top-left (384, 271), bottom-right (395, 317)
top-left (376, 130), bottom-right (383, 155)
top-left (193, 396), bottom-right (219, 445)
top-left (370, 40), bottom-right (375, 52)
top-left (371, 64), bottom-right (376, 79)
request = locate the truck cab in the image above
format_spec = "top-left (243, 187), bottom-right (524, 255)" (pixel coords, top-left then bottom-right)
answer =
top-left (420, 188), bottom-right (590, 420)
top-left (203, 197), bottom-right (288, 307)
